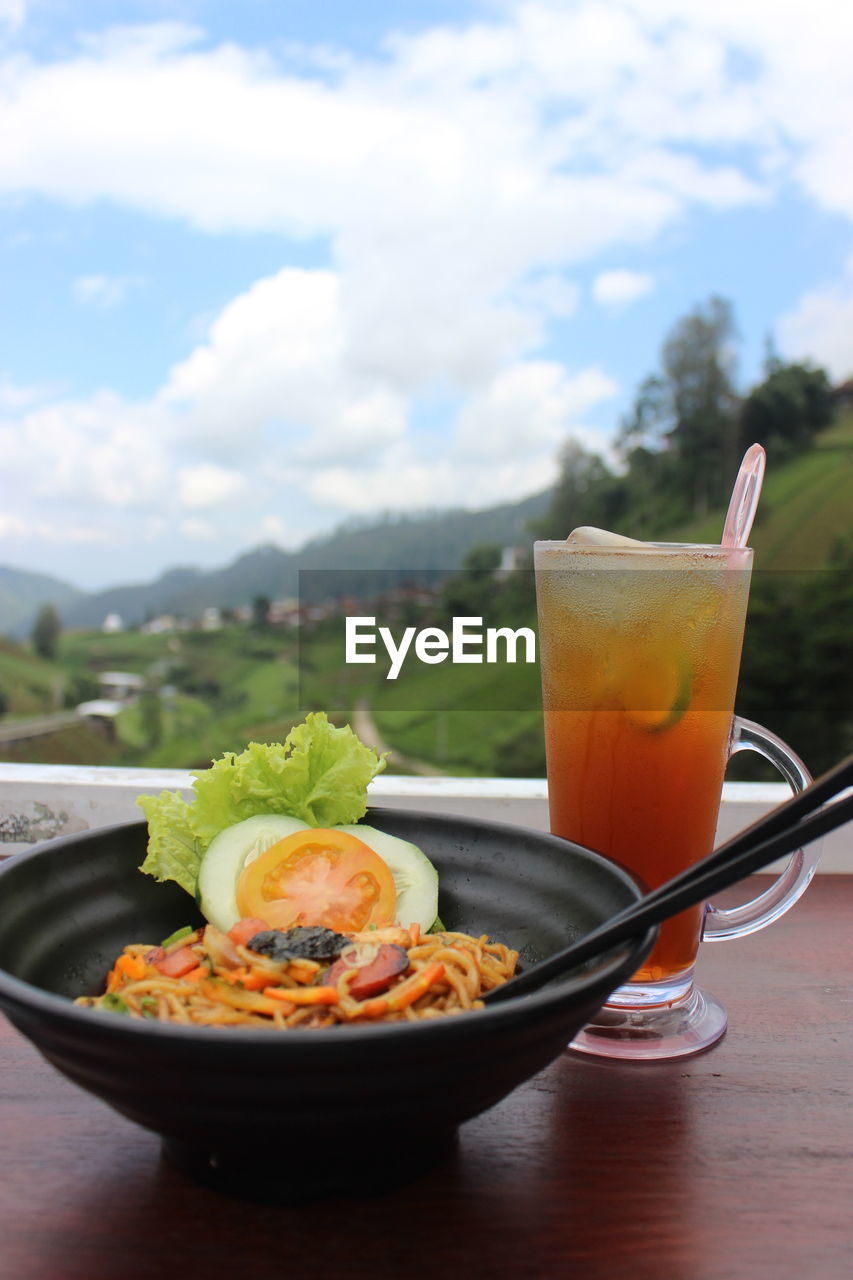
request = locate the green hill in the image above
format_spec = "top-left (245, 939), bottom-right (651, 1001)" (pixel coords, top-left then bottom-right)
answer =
top-left (369, 412), bottom-right (853, 777)
top-left (0, 565), bottom-right (83, 638)
top-left (0, 625), bottom-right (301, 770)
top-left (673, 410), bottom-right (853, 568)
top-left (2, 414), bottom-right (849, 778)
top-left (0, 637), bottom-right (66, 718)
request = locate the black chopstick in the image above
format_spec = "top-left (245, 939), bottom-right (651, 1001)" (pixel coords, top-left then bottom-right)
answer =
top-left (485, 759), bottom-right (853, 1003)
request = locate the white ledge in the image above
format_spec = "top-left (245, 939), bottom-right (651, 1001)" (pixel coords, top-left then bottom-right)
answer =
top-left (0, 762), bottom-right (847, 870)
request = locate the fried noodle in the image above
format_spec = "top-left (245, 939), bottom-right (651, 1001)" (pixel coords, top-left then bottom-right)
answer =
top-left (76, 925), bottom-right (518, 1029)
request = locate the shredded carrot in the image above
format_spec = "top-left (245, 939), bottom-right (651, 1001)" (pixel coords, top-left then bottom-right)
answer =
top-left (263, 984), bottom-right (340, 1006)
top-left (286, 958), bottom-right (322, 985)
top-left (114, 953), bottom-right (146, 982)
top-left (215, 967), bottom-right (244, 986)
top-left (184, 964), bottom-right (209, 983)
top-left (388, 960), bottom-right (446, 1011)
top-left (409, 922), bottom-right (421, 946)
top-left (240, 967), bottom-right (279, 991)
top-left (217, 965), bottom-right (282, 991)
top-left (359, 961), bottom-right (446, 1019)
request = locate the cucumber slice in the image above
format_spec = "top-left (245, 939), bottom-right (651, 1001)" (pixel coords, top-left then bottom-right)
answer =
top-left (197, 815), bottom-right (441, 935)
top-left (338, 824), bottom-right (439, 933)
top-left (197, 814), bottom-right (307, 932)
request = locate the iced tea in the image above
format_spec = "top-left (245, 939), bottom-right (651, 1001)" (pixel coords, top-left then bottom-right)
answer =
top-left (534, 542), bottom-right (753, 984)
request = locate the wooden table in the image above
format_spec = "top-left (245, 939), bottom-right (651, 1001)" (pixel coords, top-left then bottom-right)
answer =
top-left (2, 876), bottom-right (851, 1280)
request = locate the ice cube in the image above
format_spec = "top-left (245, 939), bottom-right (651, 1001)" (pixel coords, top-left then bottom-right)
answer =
top-left (567, 526), bottom-right (648, 547)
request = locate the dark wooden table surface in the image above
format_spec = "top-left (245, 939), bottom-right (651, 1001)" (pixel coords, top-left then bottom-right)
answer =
top-left (2, 875), bottom-right (851, 1280)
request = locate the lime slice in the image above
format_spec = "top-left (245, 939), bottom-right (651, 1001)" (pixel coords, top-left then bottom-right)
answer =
top-left (609, 650), bottom-right (692, 733)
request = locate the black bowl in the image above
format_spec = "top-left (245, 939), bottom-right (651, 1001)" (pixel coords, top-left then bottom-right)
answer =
top-left (0, 809), bottom-right (654, 1199)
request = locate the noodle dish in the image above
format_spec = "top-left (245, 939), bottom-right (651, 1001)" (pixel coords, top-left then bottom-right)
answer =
top-left (81, 712), bottom-right (518, 1026)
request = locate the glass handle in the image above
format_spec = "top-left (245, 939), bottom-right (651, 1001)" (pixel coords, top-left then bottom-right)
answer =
top-left (702, 716), bottom-right (820, 942)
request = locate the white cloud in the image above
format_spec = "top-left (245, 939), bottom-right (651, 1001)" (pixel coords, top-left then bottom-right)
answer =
top-left (0, 373), bottom-right (50, 412)
top-left (454, 361), bottom-right (617, 461)
top-left (1, 1), bottom-right (853, 584)
top-left (255, 514), bottom-right (299, 548)
top-left (0, 391), bottom-right (170, 509)
top-left (72, 273), bottom-right (142, 308)
top-left (0, 5), bottom-right (780, 247)
top-left (0, 3), bottom-right (839, 433)
top-left (178, 517), bottom-right (216, 542)
top-left (0, 5), bottom-right (848, 240)
top-left (592, 269), bottom-right (656, 307)
top-left (304, 358), bottom-right (617, 518)
top-left (778, 259), bottom-right (853, 382)
top-left (177, 463), bottom-right (247, 509)
top-left (515, 273), bottom-right (580, 319)
top-left (160, 267), bottom-right (408, 462)
top-left (0, 510), bottom-right (110, 544)
top-left (308, 447), bottom-right (552, 517)
top-left (0, 1), bottom-right (24, 36)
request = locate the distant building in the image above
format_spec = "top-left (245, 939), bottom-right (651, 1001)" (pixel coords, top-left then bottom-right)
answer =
top-left (102, 613), bottom-right (124, 633)
top-left (76, 698), bottom-right (123, 720)
top-left (141, 615), bottom-right (178, 634)
top-left (97, 672), bottom-right (144, 702)
top-left (497, 545), bottom-right (527, 576)
top-left (268, 597), bottom-right (300, 625)
top-left (75, 698), bottom-right (123, 741)
top-left (201, 607), bottom-right (223, 631)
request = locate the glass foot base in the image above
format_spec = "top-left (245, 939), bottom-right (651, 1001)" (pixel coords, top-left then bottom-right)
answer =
top-left (568, 986), bottom-right (728, 1061)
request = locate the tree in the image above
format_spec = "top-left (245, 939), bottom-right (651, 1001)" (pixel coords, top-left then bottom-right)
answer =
top-left (661, 295), bottom-right (741, 516)
top-left (618, 374), bottom-right (670, 455)
top-left (541, 439), bottom-right (623, 538)
top-left (62, 671), bottom-right (101, 708)
top-left (739, 361), bottom-right (833, 462)
top-left (618, 296), bottom-right (741, 520)
top-left (138, 689), bottom-right (163, 749)
top-left (251, 594), bottom-right (271, 629)
top-left (441, 544), bottom-right (503, 621)
top-left (31, 604), bottom-right (62, 660)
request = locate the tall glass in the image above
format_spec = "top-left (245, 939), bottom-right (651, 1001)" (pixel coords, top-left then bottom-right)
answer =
top-left (534, 539), bottom-right (818, 1060)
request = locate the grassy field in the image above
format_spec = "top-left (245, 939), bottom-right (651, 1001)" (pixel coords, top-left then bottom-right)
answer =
top-left (0, 625), bottom-right (302, 770)
top-left (369, 635), bottom-right (543, 774)
top-left (297, 610), bottom-right (545, 775)
top-left (0, 636), bottom-right (66, 717)
top-left (675, 411), bottom-right (853, 567)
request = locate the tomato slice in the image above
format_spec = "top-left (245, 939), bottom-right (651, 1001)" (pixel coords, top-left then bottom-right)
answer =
top-left (235, 828), bottom-right (397, 933)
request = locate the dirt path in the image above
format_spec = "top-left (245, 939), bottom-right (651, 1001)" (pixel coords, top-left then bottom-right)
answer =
top-left (352, 699), bottom-right (446, 776)
top-left (0, 710), bottom-right (80, 746)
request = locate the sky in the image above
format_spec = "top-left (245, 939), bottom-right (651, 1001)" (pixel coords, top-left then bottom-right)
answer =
top-left (1, 0), bottom-right (852, 592)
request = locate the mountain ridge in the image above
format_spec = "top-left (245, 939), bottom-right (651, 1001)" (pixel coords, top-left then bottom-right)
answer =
top-left (1, 489), bottom-right (552, 636)
top-left (6, 410), bottom-right (852, 639)
top-left (0, 565), bottom-right (85, 637)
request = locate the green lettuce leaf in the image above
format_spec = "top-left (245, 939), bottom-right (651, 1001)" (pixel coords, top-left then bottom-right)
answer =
top-left (137, 789), bottom-right (203, 897)
top-left (137, 712), bottom-right (387, 897)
